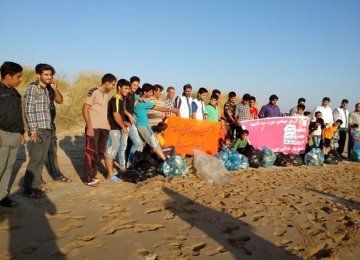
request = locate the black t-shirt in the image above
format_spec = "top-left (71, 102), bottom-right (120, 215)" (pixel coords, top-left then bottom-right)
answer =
top-left (0, 82), bottom-right (24, 134)
top-left (125, 92), bottom-right (135, 121)
top-left (108, 95), bottom-right (126, 130)
top-left (46, 86), bottom-right (56, 125)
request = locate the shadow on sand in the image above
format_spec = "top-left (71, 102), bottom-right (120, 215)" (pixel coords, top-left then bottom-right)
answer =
top-left (162, 187), bottom-right (300, 259)
top-left (305, 186), bottom-right (360, 210)
top-left (0, 183), bottom-right (65, 259)
top-left (59, 134), bottom-right (85, 179)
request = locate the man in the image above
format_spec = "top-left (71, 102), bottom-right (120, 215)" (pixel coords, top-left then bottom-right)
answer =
top-left (191, 87), bottom-right (208, 120)
top-left (134, 83), bottom-right (178, 160)
top-left (148, 84), bottom-right (165, 127)
top-left (313, 97), bottom-right (333, 124)
top-left (293, 104), bottom-right (305, 116)
top-left (333, 99), bottom-right (349, 157)
top-left (0, 62), bottom-right (24, 207)
top-left (164, 86), bottom-right (176, 118)
top-left (224, 91), bottom-right (237, 137)
top-left (104, 79), bottom-right (130, 179)
top-left (259, 94), bottom-right (282, 118)
top-left (290, 98), bottom-right (306, 116)
top-left (124, 76), bottom-right (143, 168)
top-left (82, 73), bottom-right (116, 186)
top-left (175, 84), bottom-right (193, 118)
top-left (235, 93), bottom-right (251, 128)
top-left (348, 103), bottom-right (360, 157)
top-left (24, 64), bottom-right (55, 198)
top-left (205, 95), bottom-right (219, 122)
top-left (46, 68), bottom-right (70, 182)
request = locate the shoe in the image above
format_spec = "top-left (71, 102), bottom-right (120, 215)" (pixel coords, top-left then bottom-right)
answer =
top-left (84, 179), bottom-right (100, 187)
top-left (110, 175), bottom-right (122, 182)
top-left (0, 196), bottom-right (18, 207)
top-left (24, 189), bottom-right (45, 199)
top-left (55, 176), bottom-right (71, 182)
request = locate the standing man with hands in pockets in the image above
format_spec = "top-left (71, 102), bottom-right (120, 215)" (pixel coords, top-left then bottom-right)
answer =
top-left (0, 61), bottom-right (24, 207)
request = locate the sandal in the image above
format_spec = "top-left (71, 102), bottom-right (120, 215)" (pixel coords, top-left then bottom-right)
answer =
top-left (40, 185), bottom-right (52, 193)
top-left (24, 189), bottom-right (45, 199)
top-left (56, 176), bottom-right (71, 182)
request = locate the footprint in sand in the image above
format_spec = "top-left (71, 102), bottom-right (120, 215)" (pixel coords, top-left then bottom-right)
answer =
top-left (226, 236), bottom-right (252, 255)
top-left (206, 246), bottom-right (228, 256)
top-left (56, 221), bottom-right (84, 238)
top-left (145, 207), bottom-right (164, 214)
top-left (134, 224), bottom-right (164, 233)
top-left (191, 242), bottom-right (206, 256)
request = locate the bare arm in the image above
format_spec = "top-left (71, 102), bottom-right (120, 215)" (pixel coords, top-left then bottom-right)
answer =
top-left (50, 80), bottom-right (63, 104)
top-left (124, 110), bottom-right (136, 124)
top-left (82, 103), bottom-right (93, 136)
top-left (113, 112), bottom-right (128, 134)
top-left (153, 105), bottom-right (178, 114)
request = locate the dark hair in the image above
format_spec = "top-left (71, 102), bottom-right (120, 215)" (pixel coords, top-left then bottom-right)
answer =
top-left (269, 94), bottom-right (278, 101)
top-left (242, 93), bottom-right (251, 101)
top-left (210, 95), bottom-right (219, 101)
top-left (341, 99), bottom-right (349, 104)
top-left (130, 76), bottom-right (140, 83)
top-left (183, 84), bottom-right (192, 91)
top-left (298, 97), bottom-right (306, 103)
top-left (315, 111), bottom-right (322, 116)
top-left (0, 61), bottom-right (23, 78)
top-left (322, 97), bottom-right (330, 102)
top-left (35, 63), bottom-right (55, 75)
top-left (304, 111), bottom-right (311, 116)
top-left (167, 86), bottom-right (175, 92)
top-left (228, 91), bottom-right (236, 98)
top-left (212, 89), bottom-right (221, 96)
top-left (198, 87), bottom-right (208, 95)
top-left (157, 122), bottom-right (168, 132)
top-left (101, 73), bottom-right (117, 84)
top-left (152, 84), bottom-right (164, 92)
top-left (117, 79), bottom-right (130, 89)
top-left (352, 124), bottom-right (359, 128)
top-left (250, 96), bottom-right (256, 101)
top-left (141, 83), bottom-right (153, 93)
top-left (297, 104), bottom-right (305, 110)
top-left (241, 129), bottom-right (249, 135)
top-left (335, 119), bottom-right (343, 125)
top-left (316, 118), bottom-right (324, 125)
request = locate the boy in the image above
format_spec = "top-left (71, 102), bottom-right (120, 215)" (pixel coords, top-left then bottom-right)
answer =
top-left (191, 87), bottom-right (208, 120)
top-left (310, 111), bottom-right (323, 147)
top-left (322, 119), bottom-right (343, 155)
top-left (205, 95), bottom-right (219, 122)
top-left (232, 129), bottom-right (250, 154)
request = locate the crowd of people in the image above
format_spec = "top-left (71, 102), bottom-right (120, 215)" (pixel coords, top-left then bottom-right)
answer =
top-left (1, 61), bottom-right (360, 206)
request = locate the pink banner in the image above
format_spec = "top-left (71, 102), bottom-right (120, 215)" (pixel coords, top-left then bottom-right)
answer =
top-left (241, 117), bottom-right (309, 154)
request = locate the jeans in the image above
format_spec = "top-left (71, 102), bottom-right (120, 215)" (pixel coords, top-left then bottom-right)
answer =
top-left (313, 135), bottom-right (321, 147)
top-left (24, 129), bottom-right (52, 193)
top-left (123, 124), bottom-right (143, 167)
top-left (46, 128), bottom-right (64, 180)
top-left (0, 130), bottom-right (21, 200)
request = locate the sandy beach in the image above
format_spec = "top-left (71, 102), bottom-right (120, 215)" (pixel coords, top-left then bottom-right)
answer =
top-left (0, 128), bottom-right (359, 260)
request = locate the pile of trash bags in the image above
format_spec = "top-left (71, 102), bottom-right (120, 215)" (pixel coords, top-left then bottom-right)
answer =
top-left (215, 147), bottom-right (249, 171)
top-left (158, 155), bottom-right (187, 177)
top-left (274, 153), bottom-right (305, 167)
top-left (324, 150), bottom-right (343, 164)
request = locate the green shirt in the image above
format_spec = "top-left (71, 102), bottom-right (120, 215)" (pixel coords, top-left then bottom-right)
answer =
top-left (233, 138), bottom-right (248, 150)
top-left (205, 104), bottom-right (219, 122)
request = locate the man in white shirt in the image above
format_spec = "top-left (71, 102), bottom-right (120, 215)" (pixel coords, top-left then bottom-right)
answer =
top-left (313, 97), bottom-right (333, 124)
top-left (175, 84), bottom-right (193, 119)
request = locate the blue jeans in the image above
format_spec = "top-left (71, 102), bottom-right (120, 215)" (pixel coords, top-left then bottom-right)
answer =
top-left (313, 135), bottom-right (321, 147)
top-left (118, 124), bottom-right (143, 168)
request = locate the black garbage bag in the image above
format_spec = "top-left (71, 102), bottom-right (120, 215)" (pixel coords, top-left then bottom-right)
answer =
top-left (243, 145), bottom-right (262, 168)
top-left (117, 170), bottom-right (145, 184)
top-left (324, 150), bottom-right (340, 164)
top-left (328, 150), bottom-right (343, 162)
top-left (287, 154), bottom-right (304, 166)
top-left (133, 151), bottom-right (160, 179)
top-left (274, 153), bottom-right (290, 167)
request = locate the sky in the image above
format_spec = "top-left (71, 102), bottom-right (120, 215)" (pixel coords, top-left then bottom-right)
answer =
top-left (1, 0), bottom-right (359, 111)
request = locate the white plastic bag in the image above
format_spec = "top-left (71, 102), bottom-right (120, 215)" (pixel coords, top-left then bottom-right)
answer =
top-left (193, 149), bottom-right (228, 182)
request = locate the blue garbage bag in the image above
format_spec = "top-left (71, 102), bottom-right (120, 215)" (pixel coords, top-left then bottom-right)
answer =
top-left (159, 155), bottom-right (187, 177)
top-left (261, 147), bottom-right (276, 168)
top-left (350, 150), bottom-right (360, 162)
top-left (215, 147), bottom-right (231, 162)
top-left (304, 148), bottom-right (324, 166)
top-left (224, 151), bottom-right (249, 171)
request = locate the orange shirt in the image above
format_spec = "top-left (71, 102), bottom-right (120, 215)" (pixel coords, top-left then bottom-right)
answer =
top-left (323, 125), bottom-right (338, 139)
